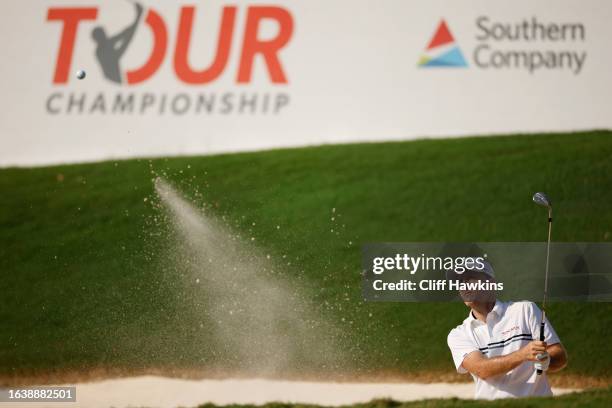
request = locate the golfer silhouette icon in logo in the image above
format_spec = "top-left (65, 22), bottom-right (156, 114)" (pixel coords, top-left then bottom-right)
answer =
top-left (92, 1), bottom-right (144, 84)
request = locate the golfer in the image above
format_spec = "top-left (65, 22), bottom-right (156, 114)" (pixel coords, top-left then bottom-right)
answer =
top-left (447, 262), bottom-right (568, 399)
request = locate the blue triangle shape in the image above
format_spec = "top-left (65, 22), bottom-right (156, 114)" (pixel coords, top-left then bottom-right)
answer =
top-left (423, 46), bottom-right (468, 67)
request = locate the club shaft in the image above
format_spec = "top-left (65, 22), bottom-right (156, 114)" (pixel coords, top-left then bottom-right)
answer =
top-left (537, 208), bottom-right (552, 376)
top-left (543, 208), bottom-right (552, 310)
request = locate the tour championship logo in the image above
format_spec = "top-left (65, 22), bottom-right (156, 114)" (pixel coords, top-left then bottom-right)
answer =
top-left (418, 20), bottom-right (467, 67)
top-left (45, 2), bottom-right (294, 115)
top-left (419, 17), bottom-right (587, 74)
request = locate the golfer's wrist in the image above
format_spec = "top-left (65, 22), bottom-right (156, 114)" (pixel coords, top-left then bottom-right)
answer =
top-left (516, 348), bottom-right (530, 363)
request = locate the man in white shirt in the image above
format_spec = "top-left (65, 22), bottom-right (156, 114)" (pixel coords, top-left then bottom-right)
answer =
top-left (447, 262), bottom-right (568, 399)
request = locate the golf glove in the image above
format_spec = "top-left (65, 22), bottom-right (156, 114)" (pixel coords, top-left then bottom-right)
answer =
top-left (534, 352), bottom-right (550, 372)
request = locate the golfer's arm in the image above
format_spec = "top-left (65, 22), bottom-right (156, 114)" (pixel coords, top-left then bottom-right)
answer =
top-left (461, 350), bottom-right (525, 380)
top-left (547, 343), bottom-right (568, 372)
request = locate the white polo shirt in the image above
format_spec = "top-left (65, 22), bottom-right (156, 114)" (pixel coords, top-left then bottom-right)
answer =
top-left (447, 300), bottom-right (561, 399)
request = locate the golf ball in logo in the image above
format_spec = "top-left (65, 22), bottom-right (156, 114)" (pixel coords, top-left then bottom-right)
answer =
top-left (76, 70), bottom-right (86, 80)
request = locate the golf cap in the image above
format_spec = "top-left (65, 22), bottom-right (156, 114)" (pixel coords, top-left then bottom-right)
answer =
top-left (462, 259), bottom-right (495, 280)
top-left (444, 258), bottom-right (495, 281)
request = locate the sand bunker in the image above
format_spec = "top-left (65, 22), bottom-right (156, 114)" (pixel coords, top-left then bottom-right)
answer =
top-left (4, 377), bottom-right (579, 408)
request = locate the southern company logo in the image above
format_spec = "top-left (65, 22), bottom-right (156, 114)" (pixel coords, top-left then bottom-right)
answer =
top-left (418, 17), bottom-right (587, 74)
top-left (418, 19), bottom-right (467, 68)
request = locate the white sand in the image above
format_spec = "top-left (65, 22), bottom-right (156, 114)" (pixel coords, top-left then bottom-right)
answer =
top-left (2, 377), bottom-right (579, 408)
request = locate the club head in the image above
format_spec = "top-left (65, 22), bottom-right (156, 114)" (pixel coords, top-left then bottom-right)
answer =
top-left (532, 192), bottom-right (552, 209)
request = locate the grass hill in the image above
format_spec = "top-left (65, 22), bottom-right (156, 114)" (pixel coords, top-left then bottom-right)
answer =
top-left (1, 131), bottom-right (611, 384)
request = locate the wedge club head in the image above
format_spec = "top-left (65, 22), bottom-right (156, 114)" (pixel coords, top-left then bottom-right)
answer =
top-left (532, 192), bottom-right (551, 209)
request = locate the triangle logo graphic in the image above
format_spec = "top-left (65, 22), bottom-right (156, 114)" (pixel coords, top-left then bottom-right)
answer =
top-left (419, 19), bottom-right (468, 68)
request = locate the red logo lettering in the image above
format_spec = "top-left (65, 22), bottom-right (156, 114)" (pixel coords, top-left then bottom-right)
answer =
top-left (47, 8), bottom-right (98, 84)
top-left (238, 6), bottom-right (293, 84)
top-left (174, 6), bottom-right (236, 84)
top-left (126, 10), bottom-right (168, 85)
top-left (47, 4), bottom-right (294, 85)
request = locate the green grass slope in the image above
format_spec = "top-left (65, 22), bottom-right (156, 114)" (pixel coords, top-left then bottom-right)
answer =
top-left (1, 131), bottom-right (611, 381)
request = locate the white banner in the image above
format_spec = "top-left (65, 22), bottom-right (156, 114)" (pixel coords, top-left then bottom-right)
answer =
top-left (1, 0), bottom-right (611, 166)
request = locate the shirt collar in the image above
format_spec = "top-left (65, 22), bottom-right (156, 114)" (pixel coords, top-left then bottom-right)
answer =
top-left (491, 299), bottom-right (506, 317)
top-left (467, 310), bottom-right (479, 326)
top-left (467, 299), bottom-right (505, 325)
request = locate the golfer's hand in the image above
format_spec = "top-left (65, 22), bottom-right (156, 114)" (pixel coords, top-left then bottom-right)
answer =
top-left (520, 341), bottom-right (547, 361)
top-left (534, 352), bottom-right (551, 372)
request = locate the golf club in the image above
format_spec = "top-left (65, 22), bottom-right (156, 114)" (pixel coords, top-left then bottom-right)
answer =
top-left (532, 192), bottom-right (552, 375)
